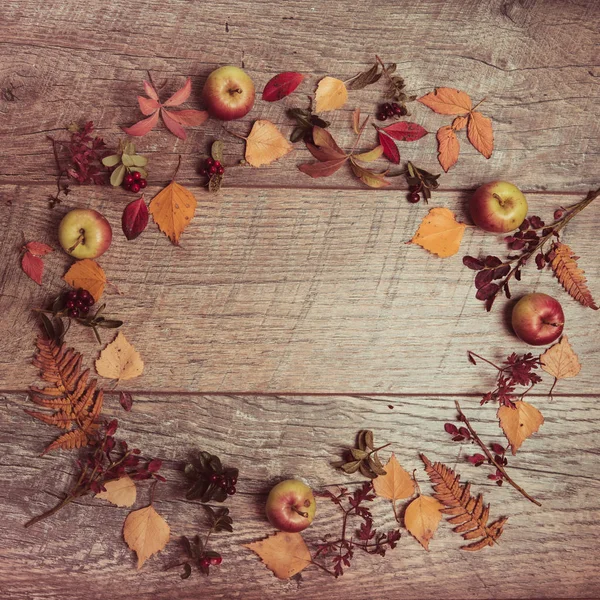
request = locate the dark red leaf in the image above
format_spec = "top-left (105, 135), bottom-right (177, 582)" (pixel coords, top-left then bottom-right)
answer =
top-left (305, 141), bottom-right (346, 162)
top-left (467, 453), bottom-right (486, 465)
top-left (119, 391), bottom-right (133, 412)
top-left (476, 282), bottom-right (500, 300)
top-left (298, 158), bottom-right (347, 178)
top-left (492, 264), bottom-right (510, 279)
top-left (154, 474), bottom-right (167, 482)
top-left (122, 196), bottom-right (149, 240)
top-left (379, 122), bottom-right (428, 142)
top-left (463, 256), bottom-right (485, 270)
top-left (510, 239), bottom-right (526, 250)
top-left (262, 72), bottom-right (304, 102)
top-left (377, 131), bottom-right (400, 164)
top-left (491, 443), bottom-right (505, 455)
top-left (519, 219), bottom-right (530, 231)
top-left (535, 253), bottom-right (546, 270)
top-left (529, 215), bottom-right (544, 229)
top-left (147, 459), bottom-right (163, 473)
top-left (475, 269), bottom-right (494, 289)
top-left (452, 435), bottom-right (465, 442)
top-left (21, 252), bottom-right (44, 285)
top-left (444, 423), bottom-right (458, 435)
top-left (106, 419), bottom-right (118, 436)
top-left (484, 255), bottom-right (502, 268)
top-left (458, 427), bottom-right (471, 439)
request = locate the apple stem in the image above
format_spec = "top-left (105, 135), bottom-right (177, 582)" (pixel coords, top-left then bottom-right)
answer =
top-left (292, 506), bottom-right (309, 519)
top-left (229, 88), bottom-right (243, 95)
top-left (67, 230), bottom-right (85, 254)
top-left (455, 401), bottom-right (541, 506)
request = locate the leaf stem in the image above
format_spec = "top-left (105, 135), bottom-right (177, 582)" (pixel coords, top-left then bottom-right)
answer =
top-left (454, 401), bottom-right (541, 506)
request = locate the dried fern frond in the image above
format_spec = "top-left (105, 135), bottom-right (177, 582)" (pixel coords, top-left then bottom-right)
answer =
top-left (25, 336), bottom-right (103, 454)
top-left (550, 242), bottom-right (598, 310)
top-left (420, 454), bottom-right (508, 551)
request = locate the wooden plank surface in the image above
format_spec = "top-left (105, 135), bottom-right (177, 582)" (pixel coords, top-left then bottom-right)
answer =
top-left (1, 392), bottom-right (599, 600)
top-left (1, 0), bottom-right (599, 598)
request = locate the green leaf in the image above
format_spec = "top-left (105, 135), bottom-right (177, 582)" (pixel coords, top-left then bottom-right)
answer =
top-left (211, 140), bottom-right (224, 162)
top-left (110, 164), bottom-right (126, 187)
top-left (102, 154), bottom-right (121, 167)
top-left (130, 154), bottom-right (148, 167)
top-left (124, 142), bottom-right (135, 155)
top-left (121, 154), bottom-right (134, 167)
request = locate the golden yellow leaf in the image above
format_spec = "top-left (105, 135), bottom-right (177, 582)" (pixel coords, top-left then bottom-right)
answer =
top-left (467, 111), bottom-right (494, 159)
top-left (498, 400), bottom-right (544, 455)
top-left (404, 495), bottom-right (443, 551)
top-left (411, 207), bottom-right (466, 258)
top-left (353, 145), bottom-right (384, 162)
top-left (63, 259), bottom-right (106, 302)
top-left (245, 120), bottom-right (293, 167)
top-left (96, 475), bottom-right (137, 507)
top-left (149, 180), bottom-right (197, 245)
top-left (244, 531), bottom-right (311, 580)
top-left (96, 332), bottom-right (144, 381)
top-left (373, 453), bottom-right (415, 502)
top-left (314, 76), bottom-right (348, 113)
top-left (540, 335), bottom-right (581, 380)
top-left (123, 505), bottom-right (170, 569)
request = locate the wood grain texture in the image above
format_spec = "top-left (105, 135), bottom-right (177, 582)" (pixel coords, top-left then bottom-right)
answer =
top-left (1, 186), bottom-right (599, 393)
top-left (0, 0), bottom-right (599, 191)
top-left (1, 392), bottom-right (598, 600)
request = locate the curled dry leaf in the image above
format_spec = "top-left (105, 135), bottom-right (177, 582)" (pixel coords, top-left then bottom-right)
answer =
top-left (540, 335), bottom-right (581, 381)
top-left (123, 505), bottom-right (170, 568)
top-left (436, 126), bottom-right (460, 172)
top-left (96, 475), bottom-right (137, 507)
top-left (96, 332), bottom-right (144, 381)
top-left (244, 120), bottom-right (293, 167)
top-left (262, 72), bottom-right (304, 102)
top-left (411, 207), bottom-right (466, 258)
top-left (404, 495), bottom-right (443, 551)
top-left (244, 531), bottom-right (311, 580)
top-left (119, 391), bottom-right (134, 412)
top-left (497, 400), bottom-right (544, 455)
top-left (122, 196), bottom-right (149, 241)
top-left (63, 259), bottom-right (106, 302)
top-left (314, 76), bottom-right (348, 113)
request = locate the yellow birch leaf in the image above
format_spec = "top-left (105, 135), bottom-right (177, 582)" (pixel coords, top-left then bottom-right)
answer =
top-left (96, 332), bottom-right (144, 381)
top-left (314, 76), bottom-right (348, 113)
top-left (498, 400), bottom-right (544, 455)
top-left (123, 505), bottom-right (170, 569)
top-left (63, 259), bottom-right (106, 302)
top-left (149, 180), bottom-right (197, 245)
top-left (411, 207), bottom-right (466, 258)
top-left (244, 531), bottom-right (311, 580)
top-left (96, 475), bottom-right (137, 507)
top-left (540, 335), bottom-right (581, 380)
top-left (245, 120), bottom-right (293, 167)
top-left (373, 453), bottom-right (415, 501)
top-left (404, 495), bottom-right (443, 551)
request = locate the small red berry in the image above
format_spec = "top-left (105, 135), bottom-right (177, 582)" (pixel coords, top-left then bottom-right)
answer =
top-left (132, 171), bottom-right (142, 181)
top-left (227, 486), bottom-right (236, 495)
top-left (399, 106), bottom-right (408, 116)
top-left (379, 113), bottom-right (388, 121)
top-left (217, 166), bottom-right (225, 175)
top-left (66, 290), bottom-right (78, 302)
top-left (209, 474), bottom-right (219, 483)
top-left (124, 174), bottom-right (134, 185)
top-left (130, 183), bottom-right (141, 193)
top-left (219, 480), bottom-right (229, 489)
top-left (139, 179), bottom-right (147, 189)
top-left (554, 209), bottom-right (564, 220)
top-left (75, 299), bottom-right (85, 309)
top-left (77, 289), bottom-right (91, 301)
top-left (206, 157), bottom-right (214, 167)
top-left (69, 308), bottom-right (80, 318)
top-left (200, 557), bottom-right (210, 569)
top-left (199, 168), bottom-right (207, 177)
top-left (80, 305), bottom-right (90, 315)
top-left (209, 556), bottom-right (222, 566)
top-left (208, 165), bottom-right (217, 175)
top-left (408, 192), bottom-right (420, 204)
top-left (230, 477), bottom-right (237, 485)
top-left (213, 160), bottom-right (221, 168)
top-left (66, 300), bottom-right (75, 310)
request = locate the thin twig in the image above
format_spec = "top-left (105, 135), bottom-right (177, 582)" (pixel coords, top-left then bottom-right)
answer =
top-left (455, 401), bottom-right (541, 507)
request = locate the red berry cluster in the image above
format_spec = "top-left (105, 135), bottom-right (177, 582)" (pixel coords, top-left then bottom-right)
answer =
top-left (200, 555), bottom-right (223, 569)
top-left (377, 102), bottom-right (407, 121)
top-left (123, 170), bottom-right (147, 194)
top-left (407, 183), bottom-right (423, 203)
top-left (199, 157), bottom-right (224, 178)
top-left (64, 288), bottom-right (94, 318)
top-left (209, 472), bottom-right (237, 496)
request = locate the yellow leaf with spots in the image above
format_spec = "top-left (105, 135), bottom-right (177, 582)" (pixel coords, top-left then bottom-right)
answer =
top-left (244, 120), bottom-right (293, 167)
top-left (149, 179), bottom-right (197, 245)
top-left (123, 505), bottom-right (170, 569)
top-left (63, 259), bottom-right (106, 302)
top-left (314, 76), bottom-right (348, 113)
top-left (96, 332), bottom-right (144, 381)
top-left (404, 495), bottom-right (443, 550)
top-left (540, 335), bottom-right (581, 380)
top-left (411, 207), bottom-right (466, 258)
top-left (96, 475), bottom-right (137, 507)
top-left (498, 400), bottom-right (544, 455)
top-left (244, 531), bottom-right (311, 579)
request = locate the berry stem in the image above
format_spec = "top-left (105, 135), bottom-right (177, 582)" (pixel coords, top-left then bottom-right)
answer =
top-left (454, 401), bottom-right (541, 506)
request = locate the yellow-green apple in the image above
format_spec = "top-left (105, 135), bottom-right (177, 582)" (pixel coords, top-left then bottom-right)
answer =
top-left (202, 66), bottom-right (255, 121)
top-left (511, 293), bottom-right (564, 346)
top-left (265, 479), bottom-right (316, 533)
top-left (469, 181), bottom-right (528, 233)
top-left (58, 208), bottom-right (112, 259)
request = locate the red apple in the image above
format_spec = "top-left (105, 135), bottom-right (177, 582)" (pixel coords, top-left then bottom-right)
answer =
top-left (469, 181), bottom-right (528, 233)
top-left (58, 208), bottom-right (112, 259)
top-left (511, 293), bottom-right (565, 346)
top-left (202, 66), bottom-right (255, 121)
top-left (265, 479), bottom-right (316, 533)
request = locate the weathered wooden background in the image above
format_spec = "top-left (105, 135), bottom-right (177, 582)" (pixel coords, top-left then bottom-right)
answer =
top-left (1, 0), bottom-right (599, 598)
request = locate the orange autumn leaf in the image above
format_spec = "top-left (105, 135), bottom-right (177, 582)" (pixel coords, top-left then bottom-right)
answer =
top-left (63, 259), bottom-right (106, 302)
top-left (411, 207), bottom-right (466, 258)
top-left (244, 120), bottom-right (293, 167)
top-left (149, 177), bottom-right (197, 245)
top-left (244, 531), bottom-right (311, 579)
top-left (314, 76), bottom-right (348, 113)
top-left (540, 335), bottom-right (581, 382)
top-left (373, 453), bottom-right (415, 502)
top-left (418, 87), bottom-right (472, 115)
top-left (467, 111), bottom-right (494, 159)
top-left (404, 495), bottom-right (443, 551)
top-left (436, 126), bottom-right (460, 172)
top-left (452, 115), bottom-right (468, 130)
top-left (498, 400), bottom-right (544, 455)
top-left (123, 505), bottom-right (170, 569)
